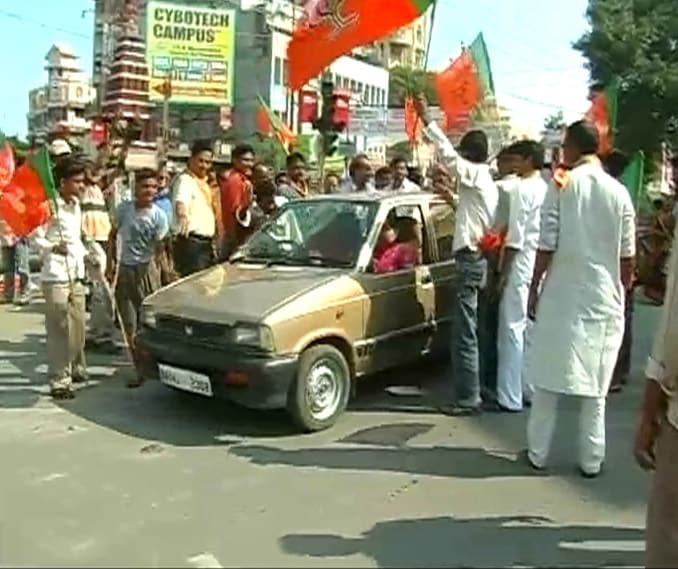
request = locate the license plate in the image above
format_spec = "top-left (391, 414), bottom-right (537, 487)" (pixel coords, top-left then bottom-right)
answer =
top-left (159, 364), bottom-right (213, 397)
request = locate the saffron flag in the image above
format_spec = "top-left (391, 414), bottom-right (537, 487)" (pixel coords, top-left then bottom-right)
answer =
top-left (404, 97), bottom-right (422, 142)
top-left (435, 33), bottom-right (495, 132)
top-left (0, 146), bottom-right (56, 237)
top-left (256, 95), bottom-right (296, 152)
top-left (287, 0), bottom-right (435, 91)
top-left (436, 51), bottom-right (481, 132)
top-left (585, 79), bottom-right (618, 156)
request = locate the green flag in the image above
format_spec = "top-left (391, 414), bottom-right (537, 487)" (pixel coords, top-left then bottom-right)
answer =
top-left (27, 146), bottom-right (59, 206)
top-left (621, 151), bottom-right (652, 213)
top-left (469, 33), bottom-right (495, 96)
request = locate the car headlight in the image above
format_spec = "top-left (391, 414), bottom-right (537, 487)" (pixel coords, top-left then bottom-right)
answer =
top-left (231, 323), bottom-right (275, 351)
top-left (140, 306), bottom-right (157, 329)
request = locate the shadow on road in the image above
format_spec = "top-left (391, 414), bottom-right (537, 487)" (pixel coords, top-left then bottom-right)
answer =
top-left (280, 515), bottom-right (645, 568)
top-left (230, 443), bottom-right (537, 479)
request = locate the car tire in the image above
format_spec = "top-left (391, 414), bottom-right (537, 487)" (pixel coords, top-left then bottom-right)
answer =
top-left (287, 344), bottom-right (351, 432)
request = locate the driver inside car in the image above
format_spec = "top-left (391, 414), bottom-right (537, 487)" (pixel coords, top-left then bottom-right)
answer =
top-left (307, 210), bottom-right (363, 265)
top-left (373, 216), bottom-right (422, 274)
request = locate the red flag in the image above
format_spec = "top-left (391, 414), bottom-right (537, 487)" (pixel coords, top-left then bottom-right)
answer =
top-left (0, 163), bottom-right (52, 237)
top-left (288, 0), bottom-right (435, 91)
top-left (435, 51), bottom-right (482, 132)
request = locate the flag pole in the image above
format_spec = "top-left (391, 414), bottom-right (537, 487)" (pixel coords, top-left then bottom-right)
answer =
top-left (412, 0), bottom-right (438, 166)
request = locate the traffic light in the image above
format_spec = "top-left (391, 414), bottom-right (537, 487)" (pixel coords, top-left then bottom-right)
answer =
top-left (313, 79), bottom-right (350, 158)
top-left (323, 132), bottom-right (340, 157)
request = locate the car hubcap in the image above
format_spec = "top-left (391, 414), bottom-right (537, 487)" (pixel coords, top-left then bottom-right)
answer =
top-left (305, 358), bottom-right (342, 421)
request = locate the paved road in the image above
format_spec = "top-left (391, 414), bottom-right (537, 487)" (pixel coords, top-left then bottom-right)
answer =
top-left (0, 298), bottom-right (659, 567)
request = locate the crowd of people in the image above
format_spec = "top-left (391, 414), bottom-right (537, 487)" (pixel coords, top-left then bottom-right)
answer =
top-left (0, 91), bottom-right (677, 565)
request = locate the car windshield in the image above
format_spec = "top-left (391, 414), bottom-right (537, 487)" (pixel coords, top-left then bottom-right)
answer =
top-left (232, 199), bottom-right (379, 268)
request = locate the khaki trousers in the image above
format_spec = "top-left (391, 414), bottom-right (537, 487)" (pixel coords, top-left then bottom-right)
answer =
top-left (42, 282), bottom-right (86, 389)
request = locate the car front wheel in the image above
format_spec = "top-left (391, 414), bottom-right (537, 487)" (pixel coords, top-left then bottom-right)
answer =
top-left (287, 344), bottom-right (351, 432)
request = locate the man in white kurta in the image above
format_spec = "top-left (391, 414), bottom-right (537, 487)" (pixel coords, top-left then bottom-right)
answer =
top-left (524, 120), bottom-right (635, 477)
top-left (496, 140), bottom-right (548, 412)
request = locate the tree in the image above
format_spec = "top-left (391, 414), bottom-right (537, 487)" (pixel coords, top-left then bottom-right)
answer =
top-left (574, 0), bottom-right (678, 165)
top-left (389, 66), bottom-right (439, 107)
top-left (543, 111), bottom-right (565, 131)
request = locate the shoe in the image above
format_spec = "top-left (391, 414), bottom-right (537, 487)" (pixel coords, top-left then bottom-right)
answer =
top-left (14, 295), bottom-right (30, 306)
top-left (482, 400), bottom-right (522, 414)
top-left (438, 403), bottom-right (482, 417)
top-left (521, 450), bottom-right (546, 472)
top-left (126, 377), bottom-right (144, 389)
top-left (72, 369), bottom-right (90, 384)
top-left (50, 386), bottom-right (75, 400)
top-left (579, 465), bottom-right (603, 479)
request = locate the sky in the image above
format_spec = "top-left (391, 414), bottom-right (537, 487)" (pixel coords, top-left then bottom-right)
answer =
top-left (0, 0), bottom-right (592, 138)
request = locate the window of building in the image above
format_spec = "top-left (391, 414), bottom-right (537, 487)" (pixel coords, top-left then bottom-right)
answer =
top-left (350, 79), bottom-right (356, 91)
top-left (273, 57), bottom-right (282, 86)
top-left (283, 59), bottom-right (289, 86)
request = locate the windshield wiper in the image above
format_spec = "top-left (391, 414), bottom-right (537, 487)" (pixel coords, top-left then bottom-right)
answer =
top-left (293, 253), bottom-right (355, 268)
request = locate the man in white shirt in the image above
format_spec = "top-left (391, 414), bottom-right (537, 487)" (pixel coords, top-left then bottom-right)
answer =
top-left (494, 140), bottom-right (548, 412)
top-left (478, 146), bottom-right (520, 406)
top-left (414, 94), bottom-right (499, 416)
top-left (524, 120), bottom-right (636, 477)
top-left (173, 140), bottom-right (218, 276)
top-left (389, 156), bottom-right (420, 192)
top-left (338, 154), bottom-right (375, 193)
top-left (33, 156), bottom-right (89, 399)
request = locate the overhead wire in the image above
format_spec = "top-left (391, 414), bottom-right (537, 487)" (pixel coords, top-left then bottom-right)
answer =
top-left (1, 4), bottom-right (589, 118)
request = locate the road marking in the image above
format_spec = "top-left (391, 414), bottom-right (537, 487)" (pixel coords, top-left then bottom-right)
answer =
top-left (559, 540), bottom-right (644, 552)
top-left (36, 472), bottom-right (68, 483)
top-left (187, 553), bottom-right (223, 568)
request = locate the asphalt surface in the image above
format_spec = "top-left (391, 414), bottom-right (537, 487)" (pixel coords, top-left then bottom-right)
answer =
top-left (0, 296), bottom-right (659, 567)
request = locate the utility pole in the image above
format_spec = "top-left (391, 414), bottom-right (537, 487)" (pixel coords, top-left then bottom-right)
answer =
top-left (154, 76), bottom-right (172, 161)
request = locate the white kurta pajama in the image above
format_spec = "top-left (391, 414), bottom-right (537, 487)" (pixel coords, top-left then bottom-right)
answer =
top-left (525, 159), bottom-right (636, 474)
top-left (497, 173), bottom-right (547, 411)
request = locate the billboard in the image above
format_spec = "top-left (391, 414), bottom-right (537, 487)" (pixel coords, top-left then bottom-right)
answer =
top-left (146, 1), bottom-right (235, 105)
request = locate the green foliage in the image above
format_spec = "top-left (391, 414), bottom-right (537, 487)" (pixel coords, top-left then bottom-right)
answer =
top-left (574, 0), bottom-right (678, 167)
top-left (388, 66), bottom-right (439, 107)
top-left (543, 111), bottom-right (565, 131)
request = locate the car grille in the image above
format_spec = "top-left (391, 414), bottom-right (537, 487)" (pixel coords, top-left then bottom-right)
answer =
top-left (156, 315), bottom-right (229, 341)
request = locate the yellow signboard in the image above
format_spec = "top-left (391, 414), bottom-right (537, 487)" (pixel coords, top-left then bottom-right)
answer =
top-left (146, 1), bottom-right (235, 105)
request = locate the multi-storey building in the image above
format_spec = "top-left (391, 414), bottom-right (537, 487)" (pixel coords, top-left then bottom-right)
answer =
top-left (26, 45), bottom-right (95, 144)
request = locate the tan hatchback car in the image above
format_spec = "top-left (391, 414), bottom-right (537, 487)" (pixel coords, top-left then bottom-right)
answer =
top-left (135, 192), bottom-right (457, 431)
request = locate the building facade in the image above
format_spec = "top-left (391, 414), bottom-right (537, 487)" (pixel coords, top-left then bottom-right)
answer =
top-left (26, 45), bottom-right (95, 143)
top-left (236, 0), bottom-right (390, 163)
top-left (358, 11), bottom-right (432, 69)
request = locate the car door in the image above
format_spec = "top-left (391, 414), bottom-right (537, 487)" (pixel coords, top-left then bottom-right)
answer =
top-left (356, 204), bottom-right (435, 374)
top-left (424, 199), bottom-right (457, 355)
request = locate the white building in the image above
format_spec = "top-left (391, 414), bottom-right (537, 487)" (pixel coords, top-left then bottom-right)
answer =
top-left (27, 45), bottom-right (96, 143)
top-left (236, 0), bottom-right (390, 163)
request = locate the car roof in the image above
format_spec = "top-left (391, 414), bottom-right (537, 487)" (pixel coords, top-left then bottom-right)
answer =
top-left (301, 190), bottom-right (442, 206)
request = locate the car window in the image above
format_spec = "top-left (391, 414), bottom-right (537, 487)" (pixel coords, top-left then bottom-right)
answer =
top-left (234, 200), bottom-right (378, 268)
top-left (370, 204), bottom-right (431, 274)
top-left (430, 201), bottom-right (455, 261)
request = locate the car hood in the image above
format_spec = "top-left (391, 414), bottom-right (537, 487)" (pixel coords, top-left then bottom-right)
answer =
top-left (146, 262), bottom-right (344, 324)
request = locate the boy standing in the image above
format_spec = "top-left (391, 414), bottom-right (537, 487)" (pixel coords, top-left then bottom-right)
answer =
top-left (109, 168), bottom-right (168, 388)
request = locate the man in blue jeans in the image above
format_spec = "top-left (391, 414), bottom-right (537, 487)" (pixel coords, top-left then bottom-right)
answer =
top-left (414, 94), bottom-right (499, 415)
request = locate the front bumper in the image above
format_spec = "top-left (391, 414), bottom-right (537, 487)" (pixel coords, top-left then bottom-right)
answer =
top-left (136, 330), bottom-right (298, 410)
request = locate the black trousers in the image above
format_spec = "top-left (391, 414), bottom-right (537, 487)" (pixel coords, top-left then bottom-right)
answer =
top-left (173, 234), bottom-right (214, 277)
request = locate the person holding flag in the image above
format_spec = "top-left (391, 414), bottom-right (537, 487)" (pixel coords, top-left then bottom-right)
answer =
top-left (32, 156), bottom-right (90, 399)
top-left (413, 93), bottom-right (499, 416)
